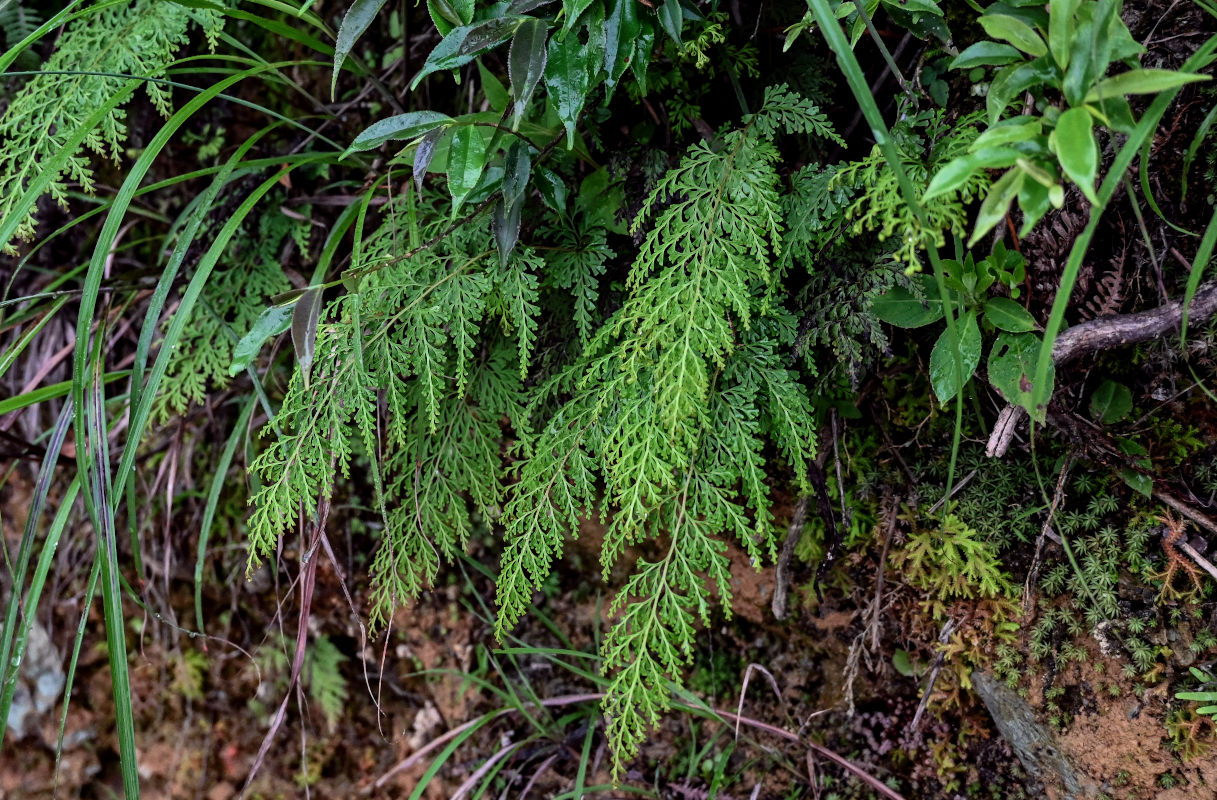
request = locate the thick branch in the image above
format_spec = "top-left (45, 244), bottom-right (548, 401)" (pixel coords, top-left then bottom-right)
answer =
top-left (1052, 281), bottom-right (1217, 364)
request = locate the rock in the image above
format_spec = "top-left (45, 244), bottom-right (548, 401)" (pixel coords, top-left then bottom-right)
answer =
top-left (3, 617), bottom-right (65, 741)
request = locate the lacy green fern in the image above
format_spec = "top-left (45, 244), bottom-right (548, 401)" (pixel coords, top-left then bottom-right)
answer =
top-left (832, 110), bottom-right (988, 268)
top-left (155, 202), bottom-right (299, 420)
top-left (495, 89), bottom-right (833, 767)
top-left (0, 0), bottom-right (223, 252)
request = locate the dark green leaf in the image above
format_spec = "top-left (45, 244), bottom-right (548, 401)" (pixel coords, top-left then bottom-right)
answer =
top-left (987, 331), bottom-right (1054, 421)
top-left (562, 0), bottom-right (598, 33)
top-left (493, 197), bottom-right (523, 265)
top-left (1089, 379), bottom-right (1133, 423)
top-left (604, 0), bottom-right (641, 90)
top-left (345, 111), bottom-right (453, 155)
top-left (412, 18), bottom-right (524, 89)
top-left (929, 311), bottom-right (982, 403)
top-left (1116, 437), bottom-right (1152, 496)
top-left (333, 0), bottom-right (389, 99)
top-left (502, 139), bottom-right (531, 212)
top-left (872, 285), bottom-right (943, 328)
top-left (658, 0), bottom-right (683, 45)
top-left (509, 18), bottom-right (548, 128)
top-left (545, 29), bottom-right (593, 147)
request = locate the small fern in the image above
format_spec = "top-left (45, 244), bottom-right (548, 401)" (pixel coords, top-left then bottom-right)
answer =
top-left (155, 201), bottom-right (299, 420)
top-left (832, 110), bottom-right (989, 268)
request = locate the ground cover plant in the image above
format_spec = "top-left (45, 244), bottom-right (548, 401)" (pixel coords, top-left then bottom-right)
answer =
top-left (2, 0), bottom-right (1217, 796)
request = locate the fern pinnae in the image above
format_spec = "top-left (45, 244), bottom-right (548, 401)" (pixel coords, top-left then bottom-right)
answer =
top-left (0, 0), bottom-right (223, 252)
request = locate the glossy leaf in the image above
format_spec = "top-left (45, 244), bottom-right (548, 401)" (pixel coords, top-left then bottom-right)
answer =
top-left (333, 0), bottom-right (388, 99)
top-left (501, 139), bottom-right (531, 212)
top-left (604, 0), bottom-right (641, 90)
top-left (1050, 106), bottom-right (1098, 204)
top-left (345, 111), bottom-right (452, 155)
top-left (563, 0), bottom-right (598, 33)
top-left (447, 125), bottom-right (489, 211)
top-left (545, 28), bottom-right (592, 147)
top-left (509, 18), bottom-right (548, 128)
top-left (983, 297), bottom-right (1037, 332)
top-left (988, 331), bottom-right (1053, 421)
top-left (412, 17), bottom-right (524, 89)
top-left (929, 311), bottom-right (982, 403)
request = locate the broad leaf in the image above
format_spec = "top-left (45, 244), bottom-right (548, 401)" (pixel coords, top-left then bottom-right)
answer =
top-left (545, 28), bottom-right (593, 147)
top-left (872, 285), bottom-right (943, 328)
top-left (987, 331), bottom-right (1053, 421)
top-left (658, 0), bottom-right (683, 45)
top-left (929, 311), bottom-right (982, 403)
top-left (951, 41), bottom-right (1024, 69)
top-left (1047, 0), bottom-right (1080, 70)
top-left (604, 0), bottom-right (641, 90)
top-left (979, 14), bottom-right (1047, 58)
top-left (969, 167), bottom-right (1025, 246)
top-left (1089, 379), bottom-right (1132, 423)
top-left (412, 17), bottom-right (525, 89)
top-left (983, 297), bottom-right (1037, 332)
top-left (427, 0), bottom-right (474, 35)
top-left (229, 304), bottom-right (292, 376)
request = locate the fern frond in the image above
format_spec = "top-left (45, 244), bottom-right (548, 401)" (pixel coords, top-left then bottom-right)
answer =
top-left (306, 635), bottom-right (348, 734)
top-left (0, 0), bottom-right (224, 252)
top-left (748, 84), bottom-right (844, 145)
top-left (495, 90), bottom-right (821, 771)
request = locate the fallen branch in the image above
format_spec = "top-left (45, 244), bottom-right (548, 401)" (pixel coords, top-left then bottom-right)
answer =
top-left (986, 280), bottom-right (1217, 458)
